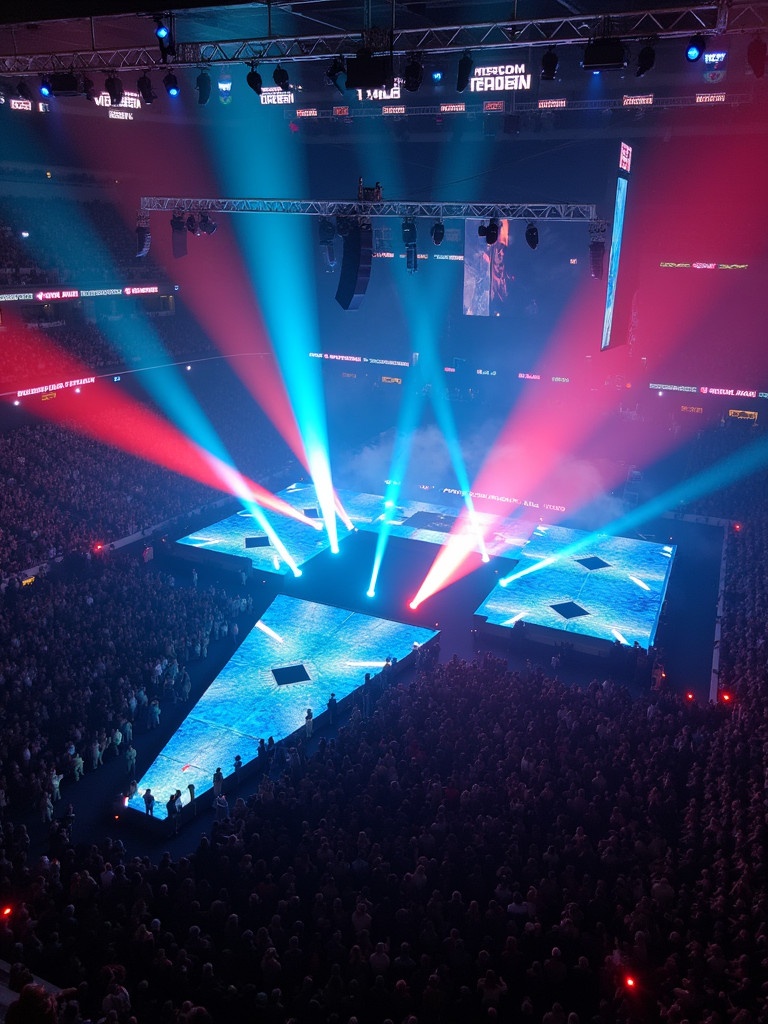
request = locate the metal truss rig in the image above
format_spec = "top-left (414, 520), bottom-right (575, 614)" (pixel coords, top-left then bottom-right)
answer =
top-left (140, 197), bottom-right (597, 221)
top-left (3, 3), bottom-right (768, 75)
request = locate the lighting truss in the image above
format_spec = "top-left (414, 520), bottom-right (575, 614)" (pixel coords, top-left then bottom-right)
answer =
top-left (140, 197), bottom-right (597, 221)
top-left (2, 4), bottom-right (768, 75)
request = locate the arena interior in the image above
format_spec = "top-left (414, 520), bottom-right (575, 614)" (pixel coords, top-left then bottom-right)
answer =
top-left (1, 1), bottom-right (768, 1021)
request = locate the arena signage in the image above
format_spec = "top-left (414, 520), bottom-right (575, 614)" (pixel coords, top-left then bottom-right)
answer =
top-left (470, 64), bottom-right (532, 92)
top-left (17, 376), bottom-right (95, 398)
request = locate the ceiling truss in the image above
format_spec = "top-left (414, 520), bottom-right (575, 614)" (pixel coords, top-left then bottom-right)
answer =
top-left (140, 197), bottom-right (598, 221)
top-left (2, 3), bottom-right (768, 75)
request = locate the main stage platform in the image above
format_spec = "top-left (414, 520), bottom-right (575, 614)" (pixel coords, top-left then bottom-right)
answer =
top-left (131, 489), bottom-right (702, 830)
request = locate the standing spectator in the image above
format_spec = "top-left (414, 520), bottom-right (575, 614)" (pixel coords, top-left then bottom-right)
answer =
top-left (213, 766), bottom-right (224, 797)
top-left (305, 708), bottom-right (313, 739)
top-left (142, 788), bottom-right (155, 816)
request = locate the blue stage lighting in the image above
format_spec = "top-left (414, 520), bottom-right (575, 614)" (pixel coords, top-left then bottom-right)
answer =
top-left (686, 35), bottom-right (706, 62)
top-left (367, 589), bottom-right (375, 598)
top-left (155, 20), bottom-right (169, 39)
top-left (163, 72), bottom-right (179, 97)
top-left (432, 70), bottom-right (442, 82)
top-left (40, 79), bottom-right (51, 97)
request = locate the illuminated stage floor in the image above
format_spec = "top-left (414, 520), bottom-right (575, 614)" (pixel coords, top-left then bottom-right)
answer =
top-left (475, 524), bottom-right (675, 650)
top-left (127, 596), bottom-right (437, 821)
top-left (148, 496), bottom-right (695, 831)
top-left (177, 484), bottom-right (534, 575)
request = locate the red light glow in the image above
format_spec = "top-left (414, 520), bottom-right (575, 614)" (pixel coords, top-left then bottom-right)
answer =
top-left (6, 323), bottom-right (315, 527)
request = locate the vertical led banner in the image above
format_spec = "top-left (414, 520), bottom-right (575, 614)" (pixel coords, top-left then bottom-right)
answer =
top-left (600, 141), bottom-right (632, 350)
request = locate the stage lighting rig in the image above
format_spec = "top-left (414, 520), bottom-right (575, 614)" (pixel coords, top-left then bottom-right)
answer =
top-left (196, 70), bottom-right (212, 105)
top-left (541, 48), bottom-right (558, 81)
top-left (16, 81), bottom-right (33, 102)
top-left (217, 71), bottom-right (233, 103)
top-left (137, 73), bottom-right (156, 104)
top-left (273, 65), bottom-right (291, 91)
top-left (105, 74), bottom-right (124, 105)
top-left (525, 223), bottom-right (539, 250)
top-left (163, 72), bottom-right (180, 97)
top-left (326, 56), bottom-right (347, 94)
top-left (478, 218), bottom-right (499, 245)
top-left (686, 34), bottom-right (706, 62)
top-left (155, 16), bottom-right (176, 63)
top-left (199, 212), bottom-right (217, 235)
top-left (430, 220), bottom-right (445, 246)
top-left (246, 65), bottom-right (263, 95)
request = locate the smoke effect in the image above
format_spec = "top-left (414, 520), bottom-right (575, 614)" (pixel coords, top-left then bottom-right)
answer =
top-left (335, 419), bottom-right (625, 529)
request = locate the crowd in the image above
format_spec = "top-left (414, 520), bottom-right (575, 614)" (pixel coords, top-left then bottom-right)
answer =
top-left (0, 551), bottom-right (254, 822)
top-left (0, 198), bottom-right (164, 287)
top-left (0, 310), bottom-right (222, 394)
top-left (0, 420), bottom-right (764, 1023)
top-left (0, 362), bottom-right (295, 577)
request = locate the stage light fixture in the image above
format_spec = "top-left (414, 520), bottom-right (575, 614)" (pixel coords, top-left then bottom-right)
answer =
top-left (199, 212), bottom-right (217, 235)
top-left (748, 35), bottom-right (766, 77)
top-left (186, 213), bottom-right (200, 235)
top-left (163, 72), bottom-right (179, 97)
top-left (17, 81), bottom-right (33, 102)
top-left (247, 65), bottom-right (263, 95)
top-left (326, 56), bottom-right (347, 94)
top-left (525, 223), bottom-right (539, 250)
top-left (217, 71), bottom-right (233, 103)
top-left (402, 217), bottom-right (417, 246)
top-left (686, 35), bottom-right (706, 62)
top-left (478, 218), bottom-right (499, 245)
top-left (404, 54), bottom-right (424, 92)
top-left (456, 50), bottom-right (473, 92)
top-left (430, 220), bottom-right (445, 246)
top-left (137, 73), bottom-right (156, 104)
top-left (196, 70), bottom-right (212, 105)
top-left (105, 74), bottom-right (124, 105)
top-left (82, 77), bottom-right (96, 101)
top-left (156, 18), bottom-right (175, 62)
top-left (636, 42), bottom-right (656, 77)
top-left (39, 78), bottom-right (52, 97)
top-left (432, 69), bottom-right (443, 82)
top-left (273, 65), bottom-right (290, 91)
top-left (541, 48), bottom-right (558, 81)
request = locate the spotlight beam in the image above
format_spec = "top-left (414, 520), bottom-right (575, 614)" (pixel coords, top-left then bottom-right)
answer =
top-left (9, 327), bottom-right (315, 527)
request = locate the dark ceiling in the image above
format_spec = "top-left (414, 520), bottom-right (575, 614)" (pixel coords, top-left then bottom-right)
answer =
top-left (0, 1), bottom-right (721, 55)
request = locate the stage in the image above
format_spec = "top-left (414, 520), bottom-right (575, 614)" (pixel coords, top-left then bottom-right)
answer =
top-left (126, 595), bottom-right (438, 821)
top-left (130, 489), bottom-right (718, 830)
top-left (474, 523), bottom-right (675, 653)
